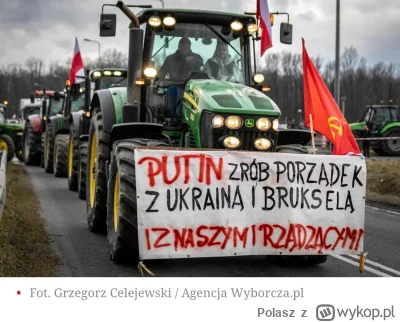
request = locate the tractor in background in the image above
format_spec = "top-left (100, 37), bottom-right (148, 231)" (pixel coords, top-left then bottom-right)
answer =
top-left (0, 103), bottom-right (24, 162)
top-left (350, 101), bottom-right (400, 156)
top-left (67, 68), bottom-right (128, 199)
top-left (83, 2), bottom-right (326, 265)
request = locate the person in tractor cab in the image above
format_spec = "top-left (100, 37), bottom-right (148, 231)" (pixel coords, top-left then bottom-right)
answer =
top-left (204, 41), bottom-right (241, 82)
top-left (158, 37), bottom-right (203, 127)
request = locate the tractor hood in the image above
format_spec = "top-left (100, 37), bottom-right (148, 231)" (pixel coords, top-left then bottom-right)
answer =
top-left (349, 121), bottom-right (365, 131)
top-left (186, 79), bottom-right (281, 117)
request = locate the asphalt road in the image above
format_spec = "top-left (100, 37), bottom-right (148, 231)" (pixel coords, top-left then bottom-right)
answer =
top-left (23, 163), bottom-right (400, 278)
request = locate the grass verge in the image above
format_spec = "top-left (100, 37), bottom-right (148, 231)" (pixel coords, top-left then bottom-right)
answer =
top-left (366, 159), bottom-right (400, 206)
top-left (0, 162), bottom-right (61, 277)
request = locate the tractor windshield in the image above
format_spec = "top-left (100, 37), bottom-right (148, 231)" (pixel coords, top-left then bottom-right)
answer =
top-left (71, 94), bottom-right (85, 112)
top-left (23, 107), bottom-right (40, 119)
top-left (48, 98), bottom-right (64, 115)
top-left (98, 76), bottom-right (128, 89)
top-left (150, 22), bottom-right (244, 84)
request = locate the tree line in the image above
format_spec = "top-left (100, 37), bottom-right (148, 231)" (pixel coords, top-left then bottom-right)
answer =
top-left (0, 46), bottom-right (399, 124)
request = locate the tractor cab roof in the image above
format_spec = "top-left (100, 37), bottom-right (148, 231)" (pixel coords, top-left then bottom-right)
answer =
top-left (137, 8), bottom-right (256, 25)
top-left (366, 105), bottom-right (399, 108)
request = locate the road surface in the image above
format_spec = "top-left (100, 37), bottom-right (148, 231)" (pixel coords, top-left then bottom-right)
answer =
top-left (23, 164), bottom-right (400, 278)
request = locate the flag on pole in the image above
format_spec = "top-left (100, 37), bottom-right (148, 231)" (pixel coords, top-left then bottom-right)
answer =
top-left (69, 37), bottom-right (85, 85)
top-left (256, 0), bottom-right (273, 56)
top-left (302, 38), bottom-right (362, 157)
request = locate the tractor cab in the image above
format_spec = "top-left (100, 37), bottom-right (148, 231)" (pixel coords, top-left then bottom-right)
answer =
top-left (350, 102), bottom-right (400, 156)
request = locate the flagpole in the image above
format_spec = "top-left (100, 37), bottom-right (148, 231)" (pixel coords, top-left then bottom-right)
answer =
top-left (309, 114), bottom-right (316, 154)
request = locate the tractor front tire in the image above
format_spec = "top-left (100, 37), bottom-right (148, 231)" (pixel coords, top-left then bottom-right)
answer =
top-left (44, 123), bottom-right (54, 173)
top-left (67, 123), bottom-right (79, 191)
top-left (78, 141), bottom-right (88, 200)
top-left (380, 128), bottom-right (400, 156)
top-left (86, 110), bottom-right (109, 233)
top-left (276, 144), bottom-right (328, 266)
top-left (53, 134), bottom-right (69, 177)
top-left (0, 134), bottom-right (16, 162)
top-left (23, 122), bottom-right (41, 165)
top-left (107, 138), bottom-right (169, 263)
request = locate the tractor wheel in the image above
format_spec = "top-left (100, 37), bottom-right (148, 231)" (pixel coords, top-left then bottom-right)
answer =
top-left (40, 133), bottom-right (45, 167)
top-left (276, 144), bottom-right (328, 266)
top-left (86, 109), bottom-right (109, 233)
top-left (44, 123), bottom-right (54, 173)
top-left (78, 141), bottom-right (88, 200)
top-left (67, 123), bottom-right (79, 191)
top-left (107, 138), bottom-right (169, 263)
top-left (53, 134), bottom-right (69, 178)
top-left (380, 128), bottom-right (400, 156)
top-left (23, 122), bottom-right (41, 165)
top-left (0, 134), bottom-right (16, 162)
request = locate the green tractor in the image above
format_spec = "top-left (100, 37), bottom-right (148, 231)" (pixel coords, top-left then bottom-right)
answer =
top-left (0, 103), bottom-right (24, 162)
top-left (66, 68), bottom-right (128, 197)
top-left (83, 2), bottom-right (326, 265)
top-left (350, 102), bottom-right (400, 156)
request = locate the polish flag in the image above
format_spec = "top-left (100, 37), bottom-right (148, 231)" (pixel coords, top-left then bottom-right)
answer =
top-left (256, 0), bottom-right (273, 56)
top-left (69, 37), bottom-right (85, 85)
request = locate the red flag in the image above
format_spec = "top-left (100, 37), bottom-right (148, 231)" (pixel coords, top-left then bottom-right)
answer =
top-left (256, 0), bottom-right (273, 56)
top-left (302, 38), bottom-right (362, 156)
top-left (69, 37), bottom-right (85, 85)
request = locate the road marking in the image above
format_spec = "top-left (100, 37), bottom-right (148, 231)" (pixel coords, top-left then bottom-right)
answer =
top-left (366, 205), bottom-right (400, 217)
top-left (330, 254), bottom-right (391, 277)
top-left (345, 254), bottom-right (400, 276)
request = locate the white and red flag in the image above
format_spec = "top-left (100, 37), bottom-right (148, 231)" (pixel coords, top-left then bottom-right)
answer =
top-left (69, 37), bottom-right (85, 85)
top-left (256, 0), bottom-right (273, 56)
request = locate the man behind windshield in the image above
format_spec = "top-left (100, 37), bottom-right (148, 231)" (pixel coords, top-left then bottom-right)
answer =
top-left (158, 37), bottom-right (203, 127)
top-left (204, 41), bottom-right (241, 83)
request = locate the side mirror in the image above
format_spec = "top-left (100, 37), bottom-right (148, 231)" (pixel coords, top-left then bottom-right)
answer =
top-left (53, 92), bottom-right (61, 101)
top-left (280, 23), bottom-right (293, 44)
top-left (30, 94), bottom-right (35, 103)
top-left (100, 14), bottom-right (117, 37)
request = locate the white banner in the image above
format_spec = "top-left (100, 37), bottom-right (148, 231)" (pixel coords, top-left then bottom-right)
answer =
top-left (134, 149), bottom-right (366, 260)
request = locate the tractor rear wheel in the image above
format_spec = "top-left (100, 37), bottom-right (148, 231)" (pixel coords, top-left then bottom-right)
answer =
top-left (44, 123), bottom-right (54, 173)
top-left (107, 138), bottom-right (169, 263)
top-left (86, 109), bottom-right (109, 233)
top-left (0, 134), bottom-right (15, 162)
top-left (23, 122), bottom-right (40, 165)
top-left (380, 128), bottom-right (400, 156)
top-left (40, 133), bottom-right (45, 167)
top-left (53, 134), bottom-right (69, 177)
top-left (67, 123), bottom-right (79, 191)
top-left (78, 141), bottom-right (88, 200)
top-left (275, 144), bottom-right (328, 266)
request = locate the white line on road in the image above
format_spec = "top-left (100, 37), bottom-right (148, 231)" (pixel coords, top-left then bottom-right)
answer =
top-left (346, 254), bottom-right (400, 276)
top-left (330, 254), bottom-right (392, 277)
top-left (366, 205), bottom-right (400, 217)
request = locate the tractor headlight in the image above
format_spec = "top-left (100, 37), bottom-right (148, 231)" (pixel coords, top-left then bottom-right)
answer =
top-left (247, 23), bottom-right (258, 34)
top-left (225, 116), bottom-right (243, 129)
top-left (253, 73), bottom-right (265, 84)
top-left (256, 118), bottom-right (271, 131)
top-left (272, 119), bottom-right (279, 131)
top-left (113, 71), bottom-right (122, 76)
top-left (254, 138), bottom-right (271, 151)
top-left (17, 132), bottom-right (23, 136)
top-left (163, 16), bottom-right (176, 27)
top-left (92, 71), bottom-right (102, 78)
top-left (231, 20), bottom-right (243, 31)
top-left (223, 136), bottom-right (241, 149)
top-left (148, 15), bottom-right (162, 27)
top-left (212, 115), bottom-right (224, 128)
top-left (103, 71), bottom-right (112, 76)
top-left (144, 67), bottom-right (157, 78)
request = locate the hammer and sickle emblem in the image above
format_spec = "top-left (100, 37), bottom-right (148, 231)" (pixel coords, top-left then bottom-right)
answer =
top-left (328, 116), bottom-right (343, 141)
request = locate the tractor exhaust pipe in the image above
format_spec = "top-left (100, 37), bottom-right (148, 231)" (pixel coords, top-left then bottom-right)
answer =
top-left (115, 1), bottom-right (144, 112)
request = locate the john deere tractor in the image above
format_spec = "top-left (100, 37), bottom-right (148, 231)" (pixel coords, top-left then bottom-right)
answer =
top-left (66, 68), bottom-right (127, 198)
top-left (0, 103), bottom-right (24, 162)
top-left (350, 102), bottom-right (400, 156)
top-left (82, 2), bottom-right (327, 266)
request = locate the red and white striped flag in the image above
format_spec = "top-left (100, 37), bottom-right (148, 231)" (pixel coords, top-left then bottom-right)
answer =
top-left (256, 0), bottom-right (273, 56)
top-left (69, 37), bottom-right (85, 85)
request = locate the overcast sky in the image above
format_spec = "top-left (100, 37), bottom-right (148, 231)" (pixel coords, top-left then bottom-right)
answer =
top-left (0, 0), bottom-right (399, 70)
